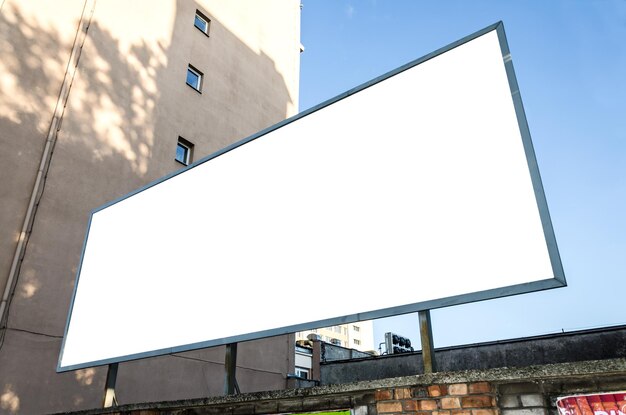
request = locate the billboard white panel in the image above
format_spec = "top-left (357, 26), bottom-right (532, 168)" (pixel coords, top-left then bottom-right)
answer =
top-left (58, 22), bottom-right (565, 371)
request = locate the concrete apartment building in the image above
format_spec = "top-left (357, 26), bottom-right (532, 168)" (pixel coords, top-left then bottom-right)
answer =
top-left (294, 322), bottom-right (376, 381)
top-left (0, 0), bottom-right (301, 413)
top-left (296, 321), bottom-right (376, 354)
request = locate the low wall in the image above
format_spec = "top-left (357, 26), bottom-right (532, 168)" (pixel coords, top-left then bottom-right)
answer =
top-left (321, 342), bottom-right (375, 362)
top-left (321, 325), bottom-right (626, 385)
top-left (58, 358), bottom-right (626, 415)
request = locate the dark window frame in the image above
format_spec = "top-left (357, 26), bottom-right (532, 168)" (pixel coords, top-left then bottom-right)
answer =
top-left (175, 137), bottom-right (194, 165)
top-left (186, 64), bottom-right (203, 92)
top-left (194, 10), bottom-right (211, 36)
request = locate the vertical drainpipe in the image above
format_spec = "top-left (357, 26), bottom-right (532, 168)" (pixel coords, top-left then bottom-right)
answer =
top-left (0, 0), bottom-right (97, 334)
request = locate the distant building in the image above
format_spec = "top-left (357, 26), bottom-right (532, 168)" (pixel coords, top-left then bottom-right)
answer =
top-left (296, 320), bottom-right (376, 353)
top-left (295, 344), bottom-right (315, 380)
top-left (0, 0), bottom-right (301, 413)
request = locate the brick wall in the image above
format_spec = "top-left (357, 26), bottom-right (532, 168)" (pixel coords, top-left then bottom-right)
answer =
top-left (375, 382), bottom-right (498, 415)
top-left (372, 373), bottom-right (626, 415)
top-left (499, 383), bottom-right (546, 415)
top-left (61, 358), bottom-right (626, 415)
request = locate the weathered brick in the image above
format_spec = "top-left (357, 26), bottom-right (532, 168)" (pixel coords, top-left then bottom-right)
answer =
top-left (558, 379), bottom-right (595, 392)
top-left (500, 396), bottom-right (520, 408)
top-left (404, 400), bottom-right (419, 412)
top-left (255, 401), bottom-right (279, 414)
top-left (356, 392), bottom-right (377, 405)
top-left (473, 410), bottom-right (498, 415)
top-left (413, 387), bottom-right (429, 398)
top-left (396, 387), bottom-right (412, 399)
top-left (469, 382), bottom-right (493, 394)
top-left (502, 409), bottom-right (546, 415)
top-left (462, 396), bottom-right (493, 408)
top-left (232, 404), bottom-right (256, 415)
top-left (441, 398), bottom-right (462, 409)
top-left (277, 400), bottom-right (303, 413)
top-left (429, 385), bottom-right (448, 397)
top-left (449, 384), bottom-right (469, 396)
top-left (499, 383), bottom-right (540, 395)
top-left (452, 410), bottom-right (473, 415)
top-left (433, 411), bottom-right (451, 415)
top-left (378, 401), bottom-right (403, 413)
top-left (330, 395), bottom-right (353, 408)
top-left (204, 407), bottom-right (231, 415)
top-left (520, 394), bottom-right (544, 407)
top-left (302, 398), bottom-right (330, 412)
top-left (420, 400), bottom-right (439, 410)
top-left (591, 377), bottom-right (626, 392)
top-left (376, 389), bottom-right (393, 401)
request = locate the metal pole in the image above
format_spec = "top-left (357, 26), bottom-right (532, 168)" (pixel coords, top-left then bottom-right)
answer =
top-left (102, 363), bottom-right (118, 408)
top-left (418, 310), bottom-right (436, 373)
top-left (224, 343), bottom-right (238, 395)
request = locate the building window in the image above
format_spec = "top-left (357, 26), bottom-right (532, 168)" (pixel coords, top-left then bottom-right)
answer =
top-left (333, 326), bottom-right (341, 333)
top-left (186, 65), bottom-right (203, 92)
top-left (194, 10), bottom-right (210, 35)
top-left (175, 137), bottom-right (194, 165)
top-left (353, 339), bottom-right (361, 346)
top-left (295, 367), bottom-right (309, 379)
top-left (353, 325), bottom-right (360, 332)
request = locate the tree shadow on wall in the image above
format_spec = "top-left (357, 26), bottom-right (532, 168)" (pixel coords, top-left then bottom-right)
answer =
top-left (0, 0), bottom-right (296, 412)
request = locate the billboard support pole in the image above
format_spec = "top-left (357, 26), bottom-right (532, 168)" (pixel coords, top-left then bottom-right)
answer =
top-left (418, 310), bottom-right (436, 373)
top-left (102, 363), bottom-right (119, 407)
top-left (224, 343), bottom-right (240, 395)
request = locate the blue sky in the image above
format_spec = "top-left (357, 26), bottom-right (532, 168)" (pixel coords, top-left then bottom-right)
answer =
top-left (298, 1), bottom-right (626, 349)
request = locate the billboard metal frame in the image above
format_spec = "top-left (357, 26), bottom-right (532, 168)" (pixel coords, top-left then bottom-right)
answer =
top-left (58, 21), bottom-right (565, 372)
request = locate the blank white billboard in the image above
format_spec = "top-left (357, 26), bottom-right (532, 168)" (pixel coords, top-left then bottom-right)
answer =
top-left (58, 22), bottom-right (565, 371)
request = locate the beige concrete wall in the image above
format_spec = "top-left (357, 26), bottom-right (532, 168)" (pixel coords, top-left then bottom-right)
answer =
top-left (0, 0), bottom-right (87, 308)
top-left (0, 0), bottom-right (300, 413)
